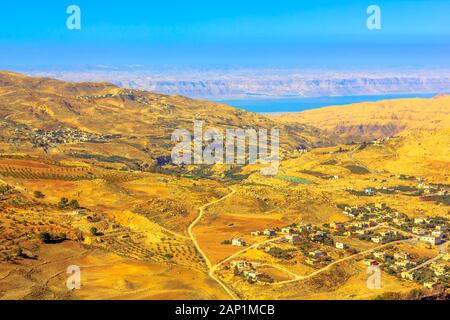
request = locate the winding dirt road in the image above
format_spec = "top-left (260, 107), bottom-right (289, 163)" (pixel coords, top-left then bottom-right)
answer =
top-left (188, 188), bottom-right (238, 299)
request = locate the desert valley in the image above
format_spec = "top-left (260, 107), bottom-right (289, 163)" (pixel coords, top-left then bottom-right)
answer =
top-left (0, 71), bottom-right (448, 300)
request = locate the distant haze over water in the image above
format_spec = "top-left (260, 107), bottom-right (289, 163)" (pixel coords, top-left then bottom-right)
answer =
top-left (216, 94), bottom-right (438, 113)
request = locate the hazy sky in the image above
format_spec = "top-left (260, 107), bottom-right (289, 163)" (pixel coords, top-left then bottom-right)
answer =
top-left (1, 0), bottom-right (449, 69)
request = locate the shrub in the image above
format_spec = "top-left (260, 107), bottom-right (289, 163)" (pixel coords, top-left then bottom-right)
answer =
top-left (15, 247), bottom-right (24, 257)
top-left (38, 232), bottom-right (52, 242)
top-left (76, 231), bottom-right (84, 242)
top-left (345, 165), bottom-right (370, 174)
top-left (0, 184), bottom-right (14, 196)
top-left (58, 197), bottom-right (69, 208)
top-left (34, 191), bottom-right (45, 199)
top-left (90, 227), bottom-right (98, 236)
top-left (322, 159), bottom-right (338, 165)
top-left (164, 253), bottom-right (174, 260)
top-left (58, 197), bottom-right (80, 209)
top-left (68, 199), bottom-right (80, 209)
top-left (38, 232), bottom-right (66, 244)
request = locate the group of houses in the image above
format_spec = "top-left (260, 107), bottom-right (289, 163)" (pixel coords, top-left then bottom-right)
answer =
top-left (338, 203), bottom-right (449, 247)
top-left (365, 249), bottom-right (418, 274)
top-left (228, 260), bottom-right (271, 283)
top-left (31, 128), bottom-right (120, 150)
top-left (416, 183), bottom-right (448, 196)
top-left (250, 222), bottom-right (333, 246)
top-left (305, 250), bottom-right (330, 266)
top-left (77, 90), bottom-right (151, 106)
top-left (400, 260), bottom-right (449, 289)
top-left (411, 217), bottom-right (447, 246)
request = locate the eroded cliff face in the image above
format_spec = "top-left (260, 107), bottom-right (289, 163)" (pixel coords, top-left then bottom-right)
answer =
top-left (274, 95), bottom-right (450, 142)
top-left (26, 69), bottom-right (450, 99)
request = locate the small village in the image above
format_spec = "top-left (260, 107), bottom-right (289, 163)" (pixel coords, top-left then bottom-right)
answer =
top-left (1, 121), bottom-right (122, 152)
top-left (346, 182), bottom-right (449, 206)
top-left (31, 128), bottom-right (121, 151)
top-left (220, 199), bottom-right (449, 289)
top-left (77, 90), bottom-right (152, 106)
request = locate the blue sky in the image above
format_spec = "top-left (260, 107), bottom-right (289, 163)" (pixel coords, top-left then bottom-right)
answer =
top-left (0, 0), bottom-right (449, 69)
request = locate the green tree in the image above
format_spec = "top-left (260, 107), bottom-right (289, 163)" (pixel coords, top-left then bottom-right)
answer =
top-left (90, 227), bottom-right (98, 236)
top-left (38, 232), bottom-right (52, 243)
top-left (34, 191), bottom-right (45, 199)
top-left (58, 197), bottom-right (69, 208)
top-left (68, 199), bottom-right (80, 209)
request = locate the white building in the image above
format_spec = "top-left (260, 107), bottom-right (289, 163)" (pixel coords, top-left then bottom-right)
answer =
top-left (420, 236), bottom-right (442, 246)
top-left (309, 250), bottom-right (326, 258)
top-left (285, 234), bottom-right (299, 243)
top-left (371, 237), bottom-right (383, 244)
top-left (414, 217), bottom-right (431, 225)
top-left (374, 252), bottom-right (387, 260)
top-left (335, 242), bottom-right (347, 250)
top-left (432, 230), bottom-right (443, 237)
top-left (231, 238), bottom-right (246, 246)
top-left (412, 227), bottom-right (427, 235)
top-left (263, 229), bottom-right (276, 237)
top-left (230, 260), bottom-right (249, 270)
top-left (394, 252), bottom-right (409, 260)
top-left (281, 227), bottom-right (294, 234)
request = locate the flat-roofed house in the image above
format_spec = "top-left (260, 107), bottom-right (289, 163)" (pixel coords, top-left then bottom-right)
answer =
top-left (420, 236), bottom-right (442, 246)
top-left (263, 229), bottom-right (276, 237)
top-left (401, 271), bottom-right (415, 281)
top-left (371, 236), bottom-right (383, 244)
top-left (335, 242), bottom-right (347, 250)
top-left (231, 238), bottom-right (246, 246)
top-left (285, 234), bottom-right (300, 243)
top-left (394, 252), bottom-right (409, 260)
top-left (281, 227), bottom-right (294, 234)
top-left (412, 227), bottom-right (427, 235)
top-left (309, 250), bottom-right (326, 258)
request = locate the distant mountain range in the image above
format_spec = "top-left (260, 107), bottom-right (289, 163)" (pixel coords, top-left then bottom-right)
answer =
top-left (24, 68), bottom-right (450, 100)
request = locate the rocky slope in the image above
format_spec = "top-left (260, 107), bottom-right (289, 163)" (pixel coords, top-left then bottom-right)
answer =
top-left (0, 71), bottom-right (327, 166)
top-left (28, 69), bottom-right (450, 99)
top-left (273, 95), bottom-right (450, 142)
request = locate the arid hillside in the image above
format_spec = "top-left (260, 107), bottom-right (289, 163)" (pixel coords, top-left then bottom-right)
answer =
top-left (273, 95), bottom-right (450, 142)
top-left (0, 71), bottom-right (448, 300)
top-left (0, 71), bottom-right (327, 166)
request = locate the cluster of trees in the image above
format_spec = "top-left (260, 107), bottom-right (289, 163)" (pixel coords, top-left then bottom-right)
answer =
top-left (58, 197), bottom-right (80, 210)
top-left (34, 191), bottom-right (45, 199)
top-left (345, 165), bottom-right (370, 174)
top-left (90, 227), bottom-right (99, 236)
top-left (38, 231), bottom-right (67, 244)
top-left (267, 247), bottom-right (294, 260)
top-left (0, 184), bottom-right (15, 199)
